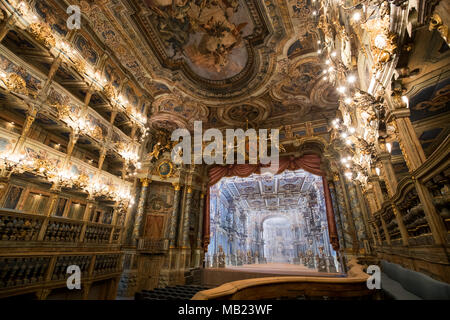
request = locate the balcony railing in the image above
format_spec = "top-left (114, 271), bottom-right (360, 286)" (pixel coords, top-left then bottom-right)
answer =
top-left (0, 208), bottom-right (121, 245)
top-left (0, 252), bottom-right (122, 298)
top-left (192, 259), bottom-right (372, 300)
top-left (371, 136), bottom-right (449, 247)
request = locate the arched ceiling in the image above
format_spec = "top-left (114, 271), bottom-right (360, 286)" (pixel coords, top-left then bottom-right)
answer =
top-left (75, 0), bottom-right (339, 129)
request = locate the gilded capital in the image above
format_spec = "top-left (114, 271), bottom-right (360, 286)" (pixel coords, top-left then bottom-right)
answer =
top-left (140, 178), bottom-right (150, 187)
top-left (172, 182), bottom-right (181, 191)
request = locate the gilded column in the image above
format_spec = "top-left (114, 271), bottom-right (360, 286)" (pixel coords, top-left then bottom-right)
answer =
top-left (392, 204), bottom-right (409, 246)
top-left (378, 151), bottom-right (398, 196)
top-left (368, 175), bottom-right (384, 210)
top-left (182, 186), bottom-right (193, 247)
top-left (12, 106), bottom-right (37, 153)
top-left (196, 192), bottom-right (205, 249)
top-left (132, 178), bottom-right (150, 242)
top-left (354, 182), bottom-right (371, 240)
top-left (336, 171), bottom-right (359, 252)
top-left (168, 183), bottom-right (181, 247)
top-left (347, 182), bottom-right (368, 250)
top-left (0, 14), bottom-right (16, 42)
top-left (328, 178), bottom-right (346, 249)
top-left (372, 221), bottom-right (382, 246)
top-left (380, 215), bottom-right (391, 245)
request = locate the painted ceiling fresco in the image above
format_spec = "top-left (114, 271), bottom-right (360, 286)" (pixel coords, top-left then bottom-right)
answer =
top-left (143, 0), bottom-right (254, 80)
top-left (31, 0), bottom-right (339, 131)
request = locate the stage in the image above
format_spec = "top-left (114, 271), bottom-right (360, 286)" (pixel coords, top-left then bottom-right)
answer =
top-left (201, 263), bottom-right (346, 287)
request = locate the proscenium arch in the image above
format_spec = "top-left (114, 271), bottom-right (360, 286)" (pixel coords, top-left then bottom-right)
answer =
top-left (203, 152), bottom-right (341, 253)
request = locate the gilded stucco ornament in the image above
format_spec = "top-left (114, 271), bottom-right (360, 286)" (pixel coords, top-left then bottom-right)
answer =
top-left (3, 73), bottom-right (28, 95)
top-left (361, 2), bottom-right (398, 73)
top-left (429, 13), bottom-right (449, 45)
top-left (103, 83), bottom-right (118, 100)
top-left (28, 22), bottom-right (56, 48)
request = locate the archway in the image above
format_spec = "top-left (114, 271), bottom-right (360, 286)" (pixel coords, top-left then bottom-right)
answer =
top-left (263, 216), bottom-right (293, 263)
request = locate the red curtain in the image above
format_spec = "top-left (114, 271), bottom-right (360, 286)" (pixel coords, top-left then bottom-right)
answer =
top-left (203, 154), bottom-right (340, 252)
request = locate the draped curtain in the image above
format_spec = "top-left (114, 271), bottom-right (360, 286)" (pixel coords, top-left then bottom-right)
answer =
top-left (202, 154), bottom-right (340, 252)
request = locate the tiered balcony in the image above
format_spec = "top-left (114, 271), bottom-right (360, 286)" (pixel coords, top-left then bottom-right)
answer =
top-left (369, 136), bottom-right (449, 282)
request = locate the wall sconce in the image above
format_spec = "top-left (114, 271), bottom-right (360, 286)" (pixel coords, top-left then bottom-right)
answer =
top-left (386, 143), bottom-right (392, 153)
top-left (375, 167), bottom-right (381, 176)
top-left (401, 95), bottom-right (409, 108)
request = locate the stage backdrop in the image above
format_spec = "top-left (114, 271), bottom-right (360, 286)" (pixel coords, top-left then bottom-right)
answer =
top-left (203, 154), bottom-right (340, 251)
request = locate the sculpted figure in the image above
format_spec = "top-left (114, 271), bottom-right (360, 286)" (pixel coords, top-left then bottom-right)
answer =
top-left (218, 245), bottom-right (226, 268)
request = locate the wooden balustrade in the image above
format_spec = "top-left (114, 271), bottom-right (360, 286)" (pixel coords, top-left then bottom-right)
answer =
top-left (83, 223), bottom-right (113, 244)
top-left (0, 252), bottom-right (122, 298)
top-left (0, 256), bottom-right (51, 290)
top-left (0, 209), bottom-right (121, 245)
top-left (93, 254), bottom-right (122, 276)
top-left (43, 217), bottom-right (84, 242)
top-left (0, 210), bottom-right (45, 241)
top-left (192, 259), bottom-right (372, 300)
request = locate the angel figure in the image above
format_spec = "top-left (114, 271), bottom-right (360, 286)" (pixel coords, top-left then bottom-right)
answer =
top-left (148, 142), bottom-right (162, 160)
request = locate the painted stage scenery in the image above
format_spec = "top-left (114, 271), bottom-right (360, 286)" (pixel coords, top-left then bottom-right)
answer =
top-left (206, 169), bottom-right (342, 274)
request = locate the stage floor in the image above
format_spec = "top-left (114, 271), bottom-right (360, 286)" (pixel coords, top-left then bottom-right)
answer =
top-left (226, 263), bottom-right (341, 276)
top-left (202, 263), bottom-right (345, 287)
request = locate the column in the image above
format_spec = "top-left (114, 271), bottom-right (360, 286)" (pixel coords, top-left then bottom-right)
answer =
top-left (328, 178), bottom-right (346, 249)
top-left (168, 183), bottom-right (181, 247)
top-left (194, 192), bottom-right (206, 268)
top-left (391, 204), bottom-right (409, 246)
top-left (380, 215), bottom-right (391, 245)
top-left (368, 175), bottom-right (384, 210)
top-left (182, 186), bottom-right (193, 247)
top-left (378, 151), bottom-right (398, 196)
top-left (61, 130), bottom-right (79, 169)
top-left (12, 105), bottom-right (37, 153)
top-left (0, 14), bottom-right (16, 42)
top-left (350, 182), bottom-right (369, 241)
top-left (132, 178), bottom-right (150, 242)
top-left (196, 192), bottom-right (205, 249)
top-left (336, 171), bottom-right (359, 253)
top-left (372, 221), bottom-right (382, 246)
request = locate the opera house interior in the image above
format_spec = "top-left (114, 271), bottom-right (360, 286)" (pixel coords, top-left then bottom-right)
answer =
top-left (0, 0), bottom-right (448, 302)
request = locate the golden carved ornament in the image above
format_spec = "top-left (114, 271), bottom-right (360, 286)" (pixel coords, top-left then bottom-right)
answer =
top-left (28, 23), bottom-right (56, 48)
top-left (91, 125), bottom-right (104, 141)
top-left (72, 57), bottom-right (86, 74)
top-left (4, 73), bottom-right (28, 95)
top-left (74, 173), bottom-right (89, 188)
top-left (54, 103), bottom-right (71, 119)
top-left (103, 83), bottom-right (117, 100)
top-left (125, 104), bottom-right (135, 114)
top-left (429, 14), bottom-right (449, 45)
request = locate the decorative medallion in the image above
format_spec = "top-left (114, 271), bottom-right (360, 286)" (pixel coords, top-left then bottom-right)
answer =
top-left (157, 160), bottom-right (174, 179)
